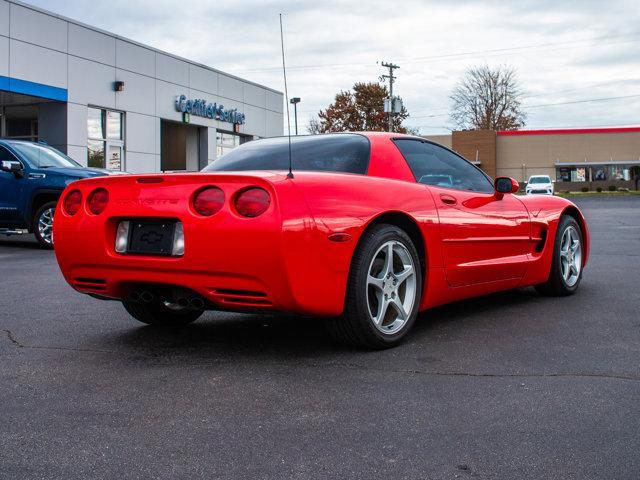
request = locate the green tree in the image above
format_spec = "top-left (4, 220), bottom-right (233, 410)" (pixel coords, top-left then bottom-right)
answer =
top-left (308, 82), bottom-right (414, 134)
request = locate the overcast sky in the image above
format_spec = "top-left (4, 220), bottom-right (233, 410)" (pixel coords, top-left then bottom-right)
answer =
top-left (26, 0), bottom-right (640, 134)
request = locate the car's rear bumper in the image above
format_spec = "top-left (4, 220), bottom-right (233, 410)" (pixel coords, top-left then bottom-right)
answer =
top-left (55, 215), bottom-right (295, 311)
top-left (52, 173), bottom-right (352, 317)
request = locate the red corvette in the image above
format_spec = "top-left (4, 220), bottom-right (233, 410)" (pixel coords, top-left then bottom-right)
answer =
top-left (53, 133), bottom-right (589, 348)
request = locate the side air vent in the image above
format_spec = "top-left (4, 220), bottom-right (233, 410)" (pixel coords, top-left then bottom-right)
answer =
top-left (535, 229), bottom-right (548, 253)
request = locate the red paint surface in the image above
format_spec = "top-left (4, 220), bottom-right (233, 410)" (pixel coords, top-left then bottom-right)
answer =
top-left (53, 132), bottom-right (590, 317)
top-left (497, 126), bottom-right (640, 136)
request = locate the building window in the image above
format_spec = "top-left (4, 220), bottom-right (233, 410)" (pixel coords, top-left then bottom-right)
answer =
top-left (216, 131), bottom-right (241, 158)
top-left (557, 167), bottom-right (587, 182)
top-left (557, 165), bottom-right (633, 182)
top-left (87, 107), bottom-right (124, 170)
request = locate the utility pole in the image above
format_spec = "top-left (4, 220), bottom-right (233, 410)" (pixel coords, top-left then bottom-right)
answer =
top-left (290, 97), bottom-right (301, 135)
top-left (380, 61), bottom-right (399, 132)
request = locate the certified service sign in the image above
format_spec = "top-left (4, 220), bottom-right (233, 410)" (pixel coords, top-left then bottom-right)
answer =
top-left (175, 95), bottom-right (246, 125)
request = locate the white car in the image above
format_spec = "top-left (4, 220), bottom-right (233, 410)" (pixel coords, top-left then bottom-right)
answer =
top-left (526, 175), bottom-right (554, 195)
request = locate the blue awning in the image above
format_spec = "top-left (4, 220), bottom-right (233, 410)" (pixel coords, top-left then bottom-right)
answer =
top-left (0, 75), bottom-right (68, 102)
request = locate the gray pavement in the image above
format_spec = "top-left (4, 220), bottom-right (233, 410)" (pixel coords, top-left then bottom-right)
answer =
top-left (1, 196), bottom-right (639, 480)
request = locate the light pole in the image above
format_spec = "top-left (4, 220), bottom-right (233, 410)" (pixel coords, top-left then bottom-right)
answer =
top-left (290, 97), bottom-right (301, 135)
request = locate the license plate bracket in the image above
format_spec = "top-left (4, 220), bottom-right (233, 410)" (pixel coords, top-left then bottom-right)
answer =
top-left (127, 220), bottom-right (176, 256)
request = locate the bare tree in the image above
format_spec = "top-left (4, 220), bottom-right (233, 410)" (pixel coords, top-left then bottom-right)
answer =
top-left (450, 65), bottom-right (526, 131)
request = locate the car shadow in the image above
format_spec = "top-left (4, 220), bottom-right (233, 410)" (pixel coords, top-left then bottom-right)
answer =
top-left (105, 287), bottom-right (543, 363)
top-left (0, 236), bottom-right (41, 249)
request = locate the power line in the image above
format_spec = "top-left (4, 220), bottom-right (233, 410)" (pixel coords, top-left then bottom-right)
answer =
top-left (525, 93), bottom-right (640, 108)
top-left (229, 32), bottom-right (640, 74)
top-left (406, 79), bottom-right (640, 118)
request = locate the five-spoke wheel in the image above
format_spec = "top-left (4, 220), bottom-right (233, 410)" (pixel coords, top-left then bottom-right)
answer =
top-left (366, 240), bottom-right (417, 335)
top-left (325, 224), bottom-right (422, 349)
top-left (559, 225), bottom-right (582, 288)
top-left (536, 214), bottom-right (584, 296)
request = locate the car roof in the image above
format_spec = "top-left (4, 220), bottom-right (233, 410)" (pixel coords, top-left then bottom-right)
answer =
top-left (257, 132), bottom-right (423, 141)
top-left (0, 138), bottom-right (40, 146)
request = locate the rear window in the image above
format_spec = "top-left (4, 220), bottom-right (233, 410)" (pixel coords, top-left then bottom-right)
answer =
top-left (203, 134), bottom-right (369, 174)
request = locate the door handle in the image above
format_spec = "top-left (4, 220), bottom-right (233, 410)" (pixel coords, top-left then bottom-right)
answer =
top-left (440, 194), bottom-right (457, 205)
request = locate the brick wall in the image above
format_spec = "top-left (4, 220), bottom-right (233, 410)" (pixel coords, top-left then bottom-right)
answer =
top-left (451, 130), bottom-right (497, 178)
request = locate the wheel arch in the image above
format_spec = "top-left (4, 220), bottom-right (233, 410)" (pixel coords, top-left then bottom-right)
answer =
top-left (360, 211), bottom-right (427, 279)
top-left (561, 205), bottom-right (589, 267)
top-left (28, 190), bottom-right (61, 231)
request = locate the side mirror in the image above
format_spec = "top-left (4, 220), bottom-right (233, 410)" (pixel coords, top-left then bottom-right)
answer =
top-left (495, 177), bottom-right (519, 194)
top-left (1, 160), bottom-right (23, 176)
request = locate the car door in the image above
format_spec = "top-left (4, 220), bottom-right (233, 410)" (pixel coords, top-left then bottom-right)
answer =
top-left (0, 145), bottom-right (25, 223)
top-left (394, 139), bottom-right (530, 287)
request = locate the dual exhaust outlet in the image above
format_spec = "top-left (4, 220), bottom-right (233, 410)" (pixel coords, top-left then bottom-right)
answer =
top-left (129, 288), bottom-right (206, 311)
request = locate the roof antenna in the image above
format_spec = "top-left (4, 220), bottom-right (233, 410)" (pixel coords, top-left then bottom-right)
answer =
top-left (279, 13), bottom-right (294, 179)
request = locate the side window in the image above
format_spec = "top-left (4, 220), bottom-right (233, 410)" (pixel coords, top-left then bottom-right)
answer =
top-left (394, 139), bottom-right (494, 193)
top-left (0, 146), bottom-right (19, 162)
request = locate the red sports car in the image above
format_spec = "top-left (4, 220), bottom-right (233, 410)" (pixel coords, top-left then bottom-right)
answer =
top-left (53, 133), bottom-right (589, 348)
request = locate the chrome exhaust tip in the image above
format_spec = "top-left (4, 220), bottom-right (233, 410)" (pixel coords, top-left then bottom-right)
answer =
top-left (140, 290), bottom-right (154, 303)
top-left (190, 297), bottom-right (205, 310)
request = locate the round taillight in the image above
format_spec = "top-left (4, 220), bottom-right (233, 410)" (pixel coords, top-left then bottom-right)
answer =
top-left (193, 187), bottom-right (225, 216)
top-left (87, 188), bottom-right (109, 215)
top-left (63, 190), bottom-right (82, 216)
top-left (235, 187), bottom-right (270, 218)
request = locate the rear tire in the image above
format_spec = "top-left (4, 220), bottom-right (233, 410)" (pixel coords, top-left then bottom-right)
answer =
top-left (324, 224), bottom-right (422, 349)
top-left (122, 300), bottom-right (203, 326)
top-left (535, 215), bottom-right (584, 296)
top-left (33, 201), bottom-right (56, 249)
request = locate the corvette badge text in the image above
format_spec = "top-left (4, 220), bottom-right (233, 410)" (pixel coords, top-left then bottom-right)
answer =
top-left (175, 94), bottom-right (246, 125)
top-left (115, 199), bottom-right (179, 206)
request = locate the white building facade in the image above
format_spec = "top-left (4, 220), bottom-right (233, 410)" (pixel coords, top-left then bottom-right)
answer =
top-left (0, 0), bottom-right (284, 173)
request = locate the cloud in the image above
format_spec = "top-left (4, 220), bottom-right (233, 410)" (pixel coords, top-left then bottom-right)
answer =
top-left (26, 0), bottom-right (640, 134)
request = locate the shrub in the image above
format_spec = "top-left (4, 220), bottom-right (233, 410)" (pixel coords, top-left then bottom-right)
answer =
top-left (596, 187), bottom-right (603, 193)
top-left (581, 187), bottom-right (589, 192)
top-left (609, 185), bottom-right (617, 192)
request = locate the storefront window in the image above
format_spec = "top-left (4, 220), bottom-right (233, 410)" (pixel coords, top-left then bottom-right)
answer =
top-left (592, 166), bottom-right (607, 181)
top-left (87, 107), bottom-right (124, 170)
top-left (88, 139), bottom-right (105, 169)
top-left (592, 165), bottom-right (631, 181)
top-left (610, 165), bottom-right (630, 181)
top-left (557, 167), bottom-right (587, 182)
top-left (216, 132), bottom-right (241, 157)
top-left (558, 164), bottom-right (634, 182)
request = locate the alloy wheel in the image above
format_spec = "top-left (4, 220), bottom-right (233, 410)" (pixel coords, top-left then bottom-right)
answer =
top-left (560, 225), bottom-right (582, 287)
top-left (38, 207), bottom-right (55, 245)
top-left (366, 240), bottom-right (417, 335)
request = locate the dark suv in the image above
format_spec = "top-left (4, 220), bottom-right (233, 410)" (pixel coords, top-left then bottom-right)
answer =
top-left (0, 139), bottom-right (113, 248)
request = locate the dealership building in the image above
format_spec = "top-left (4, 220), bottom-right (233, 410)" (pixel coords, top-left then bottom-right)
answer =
top-left (0, 0), bottom-right (284, 173)
top-left (426, 126), bottom-right (640, 190)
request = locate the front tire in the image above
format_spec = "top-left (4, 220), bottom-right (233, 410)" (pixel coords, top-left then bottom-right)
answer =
top-left (122, 300), bottom-right (203, 326)
top-left (535, 215), bottom-right (584, 296)
top-left (325, 224), bottom-right (423, 349)
top-left (33, 201), bottom-right (56, 249)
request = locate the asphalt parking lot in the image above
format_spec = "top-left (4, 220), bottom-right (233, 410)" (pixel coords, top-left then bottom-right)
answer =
top-left (1, 196), bottom-right (639, 480)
